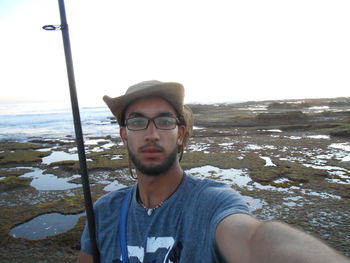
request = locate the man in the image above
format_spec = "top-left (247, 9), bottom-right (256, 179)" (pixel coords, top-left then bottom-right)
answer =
top-left (79, 80), bottom-right (349, 263)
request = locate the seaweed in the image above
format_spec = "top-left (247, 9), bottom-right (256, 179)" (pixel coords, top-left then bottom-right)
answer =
top-left (0, 176), bottom-right (32, 191)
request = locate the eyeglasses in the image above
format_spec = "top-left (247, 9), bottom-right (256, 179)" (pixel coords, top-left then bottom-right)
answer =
top-left (125, 116), bottom-right (179, 131)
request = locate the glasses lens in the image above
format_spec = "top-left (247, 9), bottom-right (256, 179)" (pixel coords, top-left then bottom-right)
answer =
top-left (126, 117), bottom-right (148, 130)
top-left (154, 116), bottom-right (177, 129)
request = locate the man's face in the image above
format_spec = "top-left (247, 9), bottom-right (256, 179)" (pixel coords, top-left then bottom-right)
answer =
top-left (120, 97), bottom-right (185, 176)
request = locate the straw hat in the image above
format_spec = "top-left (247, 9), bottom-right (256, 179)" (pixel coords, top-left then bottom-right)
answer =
top-left (103, 80), bottom-right (193, 151)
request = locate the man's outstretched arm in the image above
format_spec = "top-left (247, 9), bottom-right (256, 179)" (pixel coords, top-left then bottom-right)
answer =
top-left (77, 251), bottom-right (93, 263)
top-left (216, 213), bottom-right (349, 263)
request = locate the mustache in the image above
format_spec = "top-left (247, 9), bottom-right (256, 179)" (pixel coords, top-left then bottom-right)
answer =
top-left (139, 143), bottom-right (165, 152)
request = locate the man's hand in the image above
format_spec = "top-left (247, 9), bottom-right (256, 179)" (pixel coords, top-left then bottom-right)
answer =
top-left (216, 213), bottom-right (350, 263)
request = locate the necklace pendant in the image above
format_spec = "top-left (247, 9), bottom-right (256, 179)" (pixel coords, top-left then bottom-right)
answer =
top-left (147, 209), bottom-right (153, 216)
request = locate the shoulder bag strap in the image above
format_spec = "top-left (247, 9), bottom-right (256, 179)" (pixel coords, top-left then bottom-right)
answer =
top-left (119, 188), bottom-right (132, 263)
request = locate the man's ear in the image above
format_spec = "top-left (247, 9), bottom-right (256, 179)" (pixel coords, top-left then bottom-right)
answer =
top-left (120, 127), bottom-right (127, 145)
top-left (177, 125), bottom-right (186, 146)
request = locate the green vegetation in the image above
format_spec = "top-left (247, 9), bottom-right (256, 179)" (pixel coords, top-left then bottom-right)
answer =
top-left (47, 148), bottom-right (129, 172)
top-left (329, 124), bottom-right (350, 138)
top-left (0, 168), bottom-right (32, 177)
top-left (0, 176), bottom-right (32, 191)
top-left (0, 142), bottom-right (51, 165)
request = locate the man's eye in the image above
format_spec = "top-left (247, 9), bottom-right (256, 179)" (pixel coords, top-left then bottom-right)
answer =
top-left (129, 118), bottom-right (146, 126)
top-left (157, 117), bottom-right (175, 125)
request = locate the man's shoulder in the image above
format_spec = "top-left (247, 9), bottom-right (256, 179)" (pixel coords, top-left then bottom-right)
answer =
top-left (183, 174), bottom-right (250, 218)
top-left (94, 185), bottom-right (134, 209)
top-left (185, 173), bottom-right (246, 201)
top-left (185, 173), bottom-right (232, 190)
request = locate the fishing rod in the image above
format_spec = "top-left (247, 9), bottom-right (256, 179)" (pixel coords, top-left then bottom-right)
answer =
top-left (43, 0), bottom-right (100, 262)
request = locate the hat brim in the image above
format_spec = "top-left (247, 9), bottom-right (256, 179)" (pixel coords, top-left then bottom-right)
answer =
top-left (103, 82), bottom-right (184, 125)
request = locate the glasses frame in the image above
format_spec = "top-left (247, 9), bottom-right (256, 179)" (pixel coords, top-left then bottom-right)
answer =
top-left (125, 116), bottom-right (179, 131)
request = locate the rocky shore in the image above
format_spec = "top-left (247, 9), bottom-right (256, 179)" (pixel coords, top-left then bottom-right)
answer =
top-left (1, 97), bottom-right (349, 262)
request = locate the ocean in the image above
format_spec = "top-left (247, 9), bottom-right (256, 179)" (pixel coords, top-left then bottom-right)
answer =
top-left (0, 103), bottom-right (118, 142)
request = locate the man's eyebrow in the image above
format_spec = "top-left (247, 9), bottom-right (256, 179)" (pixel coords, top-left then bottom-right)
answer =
top-left (157, 112), bottom-right (176, 117)
top-left (126, 112), bottom-right (176, 118)
top-left (127, 112), bottom-right (145, 118)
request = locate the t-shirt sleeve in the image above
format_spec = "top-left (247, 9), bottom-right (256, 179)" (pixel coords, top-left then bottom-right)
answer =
top-left (207, 185), bottom-right (251, 249)
top-left (212, 186), bottom-right (250, 224)
top-left (81, 221), bottom-right (93, 255)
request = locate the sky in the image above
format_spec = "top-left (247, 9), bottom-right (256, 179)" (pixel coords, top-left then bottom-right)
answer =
top-left (1, 0), bottom-right (349, 108)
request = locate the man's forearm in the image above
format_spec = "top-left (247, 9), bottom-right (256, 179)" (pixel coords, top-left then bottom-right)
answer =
top-left (249, 220), bottom-right (349, 263)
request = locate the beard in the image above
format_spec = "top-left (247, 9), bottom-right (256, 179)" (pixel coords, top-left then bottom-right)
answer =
top-left (128, 144), bottom-right (178, 176)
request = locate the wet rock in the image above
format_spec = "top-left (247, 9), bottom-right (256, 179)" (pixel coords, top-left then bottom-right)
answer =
top-left (256, 111), bottom-right (307, 123)
top-left (330, 127), bottom-right (350, 138)
top-left (268, 102), bottom-right (310, 109)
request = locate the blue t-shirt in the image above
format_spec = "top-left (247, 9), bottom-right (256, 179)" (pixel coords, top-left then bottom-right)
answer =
top-left (81, 174), bottom-right (249, 262)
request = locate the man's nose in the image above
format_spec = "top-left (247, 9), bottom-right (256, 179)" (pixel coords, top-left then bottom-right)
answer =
top-left (144, 120), bottom-right (160, 141)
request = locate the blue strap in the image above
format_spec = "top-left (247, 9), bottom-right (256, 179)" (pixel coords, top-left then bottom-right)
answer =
top-left (119, 189), bottom-right (132, 263)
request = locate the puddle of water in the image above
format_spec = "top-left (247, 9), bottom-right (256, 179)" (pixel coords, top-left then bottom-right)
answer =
top-left (245, 144), bottom-right (263, 150)
top-left (329, 143), bottom-right (350, 152)
top-left (243, 195), bottom-right (266, 212)
top-left (260, 156), bottom-right (276, 166)
top-left (316, 154), bottom-right (333, 160)
top-left (270, 134), bottom-right (280, 138)
top-left (309, 106), bottom-right (329, 111)
top-left (20, 168), bottom-right (81, 190)
top-left (89, 147), bottom-right (105, 153)
top-left (245, 144), bottom-right (276, 151)
top-left (341, 156), bottom-right (350, 162)
top-left (252, 182), bottom-right (299, 192)
top-left (111, 155), bottom-right (122, 160)
top-left (283, 201), bottom-right (297, 207)
top-left (84, 138), bottom-right (108, 145)
top-left (187, 165), bottom-right (251, 188)
top-left (313, 151), bottom-right (349, 163)
top-left (284, 196), bottom-right (302, 201)
top-left (326, 178), bottom-right (350, 184)
top-left (219, 142), bottom-right (238, 152)
top-left (303, 163), bottom-right (348, 172)
top-left (68, 147), bottom-right (77, 153)
top-left (186, 166), bottom-right (264, 211)
top-left (102, 143), bottom-right (115, 149)
top-left (300, 189), bottom-right (341, 199)
top-left (273, 178), bottom-right (291, 184)
top-left (10, 212), bottom-right (85, 240)
top-left (241, 106), bottom-right (268, 111)
top-left (42, 151), bottom-right (79, 165)
top-left (187, 143), bottom-right (210, 152)
top-left (282, 195), bottom-right (304, 207)
top-left (85, 140), bottom-right (115, 153)
top-left (326, 171), bottom-right (350, 184)
top-left (103, 181), bottom-right (127, 192)
top-left (268, 129), bottom-right (282, 133)
top-left (37, 148), bottom-right (53, 152)
top-left (289, 136), bottom-right (302, 140)
top-left (307, 135), bottom-right (330, 139)
top-left (187, 165), bottom-right (342, 200)
top-left (259, 129), bottom-right (282, 133)
top-left (219, 142), bottom-right (236, 147)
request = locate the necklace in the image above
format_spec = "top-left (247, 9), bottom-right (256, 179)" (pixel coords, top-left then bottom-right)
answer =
top-left (136, 174), bottom-right (185, 216)
top-left (139, 201), bottom-right (164, 216)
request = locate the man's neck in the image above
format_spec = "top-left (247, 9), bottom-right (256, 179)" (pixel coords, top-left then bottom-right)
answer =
top-left (136, 165), bottom-right (184, 208)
